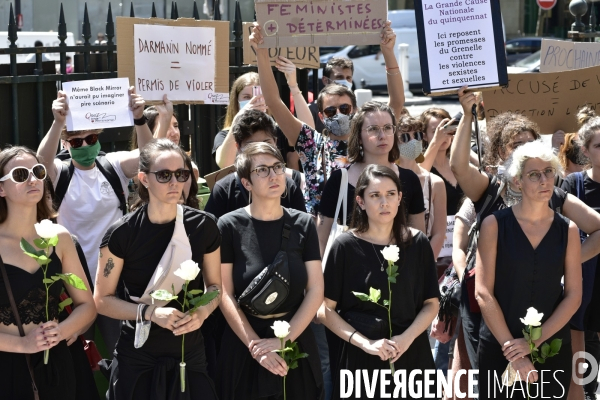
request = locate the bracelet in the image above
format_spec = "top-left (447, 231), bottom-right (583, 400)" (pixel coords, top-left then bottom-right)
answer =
top-left (288, 83), bottom-right (298, 88)
top-left (149, 306), bottom-right (157, 322)
top-left (141, 304), bottom-right (150, 321)
top-left (386, 70), bottom-right (401, 76)
top-left (291, 90), bottom-right (302, 96)
top-left (134, 115), bottom-right (147, 126)
top-left (348, 330), bottom-right (358, 344)
top-left (385, 66), bottom-right (399, 70)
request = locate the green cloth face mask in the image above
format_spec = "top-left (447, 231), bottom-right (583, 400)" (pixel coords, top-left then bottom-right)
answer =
top-left (70, 140), bottom-right (101, 167)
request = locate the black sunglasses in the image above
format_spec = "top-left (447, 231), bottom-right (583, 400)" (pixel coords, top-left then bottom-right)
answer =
top-left (323, 104), bottom-right (352, 118)
top-left (148, 169), bottom-right (191, 183)
top-left (399, 132), bottom-right (424, 143)
top-left (67, 133), bottom-right (99, 149)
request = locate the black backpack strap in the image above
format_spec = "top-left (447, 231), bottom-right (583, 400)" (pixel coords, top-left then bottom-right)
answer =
top-left (53, 160), bottom-right (75, 211)
top-left (280, 208), bottom-right (292, 251)
top-left (96, 156), bottom-right (127, 215)
top-left (235, 172), bottom-right (249, 204)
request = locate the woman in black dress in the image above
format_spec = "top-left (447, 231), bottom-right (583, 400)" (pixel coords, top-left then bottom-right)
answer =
top-left (94, 139), bottom-right (222, 400)
top-left (476, 141), bottom-right (581, 399)
top-left (319, 164), bottom-right (440, 400)
top-left (0, 146), bottom-right (97, 400)
top-left (216, 142), bottom-right (324, 400)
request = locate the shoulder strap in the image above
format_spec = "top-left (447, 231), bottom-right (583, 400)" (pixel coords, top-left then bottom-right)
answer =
top-left (280, 208), bottom-right (292, 251)
top-left (332, 168), bottom-right (348, 227)
top-left (53, 160), bottom-right (75, 211)
top-left (425, 174), bottom-right (432, 237)
top-left (576, 171), bottom-right (586, 202)
top-left (96, 156), bottom-right (127, 215)
top-left (0, 256), bottom-right (40, 400)
top-left (473, 175), bottom-right (505, 233)
top-left (235, 172), bottom-right (249, 204)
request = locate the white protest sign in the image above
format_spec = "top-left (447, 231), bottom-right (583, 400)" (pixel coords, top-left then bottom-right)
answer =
top-left (438, 215), bottom-right (455, 258)
top-left (414, 0), bottom-right (507, 95)
top-left (63, 78), bottom-right (133, 131)
top-left (133, 24), bottom-right (216, 102)
top-left (540, 39), bottom-right (600, 73)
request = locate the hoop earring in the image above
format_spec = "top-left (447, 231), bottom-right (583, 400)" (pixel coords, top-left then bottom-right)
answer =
top-left (281, 186), bottom-right (288, 198)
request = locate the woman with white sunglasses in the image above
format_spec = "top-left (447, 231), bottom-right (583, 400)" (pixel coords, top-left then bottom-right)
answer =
top-left (0, 146), bottom-right (96, 400)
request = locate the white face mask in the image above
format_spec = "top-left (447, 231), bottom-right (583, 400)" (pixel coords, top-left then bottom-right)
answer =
top-left (333, 79), bottom-right (352, 89)
top-left (399, 139), bottom-right (423, 160)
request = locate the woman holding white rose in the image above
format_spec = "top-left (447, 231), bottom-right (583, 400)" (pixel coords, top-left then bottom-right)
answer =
top-left (475, 142), bottom-right (581, 399)
top-left (94, 139), bottom-right (222, 399)
top-left (318, 165), bottom-right (439, 400)
top-left (215, 142), bottom-right (324, 400)
top-left (0, 146), bottom-right (96, 399)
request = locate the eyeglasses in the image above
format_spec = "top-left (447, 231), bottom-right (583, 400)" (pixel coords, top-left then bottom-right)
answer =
top-left (525, 167), bottom-right (556, 182)
top-left (67, 133), bottom-right (99, 149)
top-left (0, 164), bottom-right (47, 183)
top-left (148, 169), bottom-right (191, 183)
top-left (363, 124), bottom-right (396, 137)
top-left (251, 162), bottom-right (286, 178)
top-left (399, 131), bottom-right (424, 143)
top-left (323, 104), bottom-right (352, 118)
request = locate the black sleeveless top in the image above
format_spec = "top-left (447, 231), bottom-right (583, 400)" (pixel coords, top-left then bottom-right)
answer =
top-left (0, 251), bottom-right (63, 326)
top-left (479, 208), bottom-right (570, 343)
top-left (431, 166), bottom-right (463, 215)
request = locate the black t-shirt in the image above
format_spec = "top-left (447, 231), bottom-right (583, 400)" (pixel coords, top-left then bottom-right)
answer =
top-left (100, 205), bottom-right (221, 348)
top-left (561, 171), bottom-right (600, 213)
top-left (218, 208), bottom-right (321, 314)
top-left (319, 166), bottom-right (426, 223)
top-left (204, 172), bottom-right (306, 219)
top-left (324, 231), bottom-right (439, 332)
top-left (212, 127), bottom-right (291, 159)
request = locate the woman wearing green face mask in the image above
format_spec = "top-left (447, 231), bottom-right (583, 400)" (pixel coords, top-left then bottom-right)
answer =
top-left (37, 86), bottom-right (155, 357)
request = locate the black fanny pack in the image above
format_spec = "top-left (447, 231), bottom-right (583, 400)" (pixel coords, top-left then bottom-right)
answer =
top-left (344, 310), bottom-right (390, 341)
top-left (238, 210), bottom-right (292, 316)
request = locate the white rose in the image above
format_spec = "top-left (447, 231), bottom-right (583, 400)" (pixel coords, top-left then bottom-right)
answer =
top-left (34, 219), bottom-right (61, 239)
top-left (271, 320), bottom-right (290, 339)
top-left (520, 307), bottom-right (544, 327)
top-left (381, 245), bottom-right (400, 263)
top-left (174, 260), bottom-right (201, 282)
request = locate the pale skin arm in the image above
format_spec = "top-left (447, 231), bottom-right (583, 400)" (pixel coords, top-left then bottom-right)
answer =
top-left (219, 262), bottom-right (288, 376)
top-left (452, 215), bottom-right (470, 282)
top-left (562, 193), bottom-right (600, 262)
top-left (152, 94), bottom-right (174, 140)
top-left (251, 24), bottom-right (304, 147)
top-left (379, 21), bottom-right (405, 118)
top-left (428, 176), bottom-right (447, 259)
top-left (389, 297), bottom-right (438, 362)
top-left (408, 211), bottom-right (426, 233)
top-left (419, 118), bottom-right (451, 172)
top-left (316, 215), bottom-right (334, 258)
top-left (475, 215), bottom-right (539, 382)
top-left (276, 56), bottom-right (314, 129)
top-left (118, 88), bottom-right (153, 178)
top-left (38, 91), bottom-right (68, 182)
top-left (449, 87), bottom-right (489, 203)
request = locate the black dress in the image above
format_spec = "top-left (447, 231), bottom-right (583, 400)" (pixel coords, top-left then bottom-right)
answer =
top-left (478, 208), bottom-right (571, 400)
top-left (0, 252), bottom-right (77, 400)
top-left (216, 208), bottom-right (324, 400)
top-left (324, 231), bottom-right (440, 400)
top-left (431, 166), bottom-right (463, 216)
top-left (100, 205), bottom-right (221, 400)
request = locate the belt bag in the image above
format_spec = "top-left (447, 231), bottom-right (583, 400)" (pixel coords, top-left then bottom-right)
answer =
top-left (130, 204), bottom-right (192, 306)
top-left (238, 210), bottom-right (292, 316)
top-left (344, 310), bottom-right (389, 341)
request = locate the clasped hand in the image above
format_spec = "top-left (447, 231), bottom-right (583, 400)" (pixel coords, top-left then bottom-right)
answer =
top-left (152, 307), bottom-right (207, 336)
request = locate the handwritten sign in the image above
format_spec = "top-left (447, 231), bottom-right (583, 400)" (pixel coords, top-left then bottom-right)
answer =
top-left (483, 65), bottom-right (600, 134)
top-left (255, 0), bottom-right (387, 48)
top-left (438, 216), bottom-right (455, 258)
top-left (243, 22), bottom-right (320, 68)
top-left (116, 17), bottom-right (229, 105)
top-left (540, 39), bottom-right (600, 73)
top-left (63, 78), bottom-right (133, 131)
top-left (414, 0), bottom-right (508, 95)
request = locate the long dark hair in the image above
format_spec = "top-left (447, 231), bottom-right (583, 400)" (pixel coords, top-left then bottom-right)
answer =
top-left (350, 164), bottom-right (411, 247)
top-left (0, 146), bottom-right (57, 224)
top-left (347, 101), bottom-right (399, 163)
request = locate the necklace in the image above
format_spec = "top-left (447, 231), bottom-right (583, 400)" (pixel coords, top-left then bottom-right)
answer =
top-left (357, 232), bottom-right (393, 272)
top-left (504, 184), bottom-right (522, 207)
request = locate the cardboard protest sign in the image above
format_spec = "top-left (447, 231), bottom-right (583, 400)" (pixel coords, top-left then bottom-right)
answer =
top-left (483, 65), bottom-right (600, 134)
top-left (116, 17), bottom-right (229, 105)
top-left (63, 78), bottom-right (133, 131)
top-left (243, 22), bottom-right (320, 68)
top-left (540, 39), bottom-right (600, 73)
top-left (414, 0), bottom-right (508, 95)
top-left (255, 0), bottom-right (387, 48)
top-left (204, 164), bottom-right (236, 190)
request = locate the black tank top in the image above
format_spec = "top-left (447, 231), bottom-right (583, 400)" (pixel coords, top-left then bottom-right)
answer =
top-left (479, 208), bottom-right (570, 343)
top-left (431, 166), bottom-right (463, 215)
top-left (0, 251), bottom-right (63, 326)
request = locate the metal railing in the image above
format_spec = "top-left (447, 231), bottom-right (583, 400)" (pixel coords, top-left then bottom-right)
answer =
top-left (0, 1), bottom-right (318, 176)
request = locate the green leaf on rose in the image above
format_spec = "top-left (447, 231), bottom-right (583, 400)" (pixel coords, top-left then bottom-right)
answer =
top-left (150, 289), bottom-right (179, 302)
top-left (369, 287), bottom-right (381, 303)
top-left (58, 297), bottom-right (73, 312)
top-left (530, 327), bottom-right (542, 341)
top-left (383, 300), bottom-right (390, 306)
top-left (541, 343), bottom-right (550, 358)
top-left (549, 339), bottom-right (562, 355)
top-left (536, 357), bottom-right (546, 364)
top-left (20, 238), bottom-right (44, 257)
top-left (387, 276), bottom-right (397, 284)
top-left (34, 238), bottom-right (48, 249)
top-left (47, 236), bottom-right (59, 247)
top-left (353, 292), bottom-right (370, 302)
top-left (57, 273), bottom-right (87, 290)
top-left (187, 289), bottom-right (203, 296)
top-left (523, 330), bottom-right (530, 342)
top-left (189, 290), bottom-right (220, 308)
top-left (43, 278), bottom-right (55, 284)
top-left (52, 276), bottom-right (60, 281)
